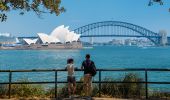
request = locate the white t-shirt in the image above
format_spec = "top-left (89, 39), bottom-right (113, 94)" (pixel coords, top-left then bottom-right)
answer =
top-left (66, 64), bottom-right (75, 76)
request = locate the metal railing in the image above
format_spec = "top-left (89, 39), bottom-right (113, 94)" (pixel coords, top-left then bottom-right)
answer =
top-left (0, 68), bottom-right (170, 99)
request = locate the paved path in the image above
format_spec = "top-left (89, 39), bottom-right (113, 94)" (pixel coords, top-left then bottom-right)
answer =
top-left (59, 97), bottom-right (132, 100)
top-left (1, 97), bottom-right (168, 100)
top-left (0, 98), bottom-right (131, 100)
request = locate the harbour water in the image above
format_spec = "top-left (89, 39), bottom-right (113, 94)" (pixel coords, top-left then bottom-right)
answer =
top-left (1, 46), bottom-right (170, 69)
top-left (0, 46), bottom-right (170, 91)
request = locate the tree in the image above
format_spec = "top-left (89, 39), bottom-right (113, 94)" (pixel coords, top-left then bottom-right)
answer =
top-left (148, 0), bottom-right (170, 12)
top-left (148, 0), bottom-right (164, 6)
top-left (0, 0), bottom-right (65, 22)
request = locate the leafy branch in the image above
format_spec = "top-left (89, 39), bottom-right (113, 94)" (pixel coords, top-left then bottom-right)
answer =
top-left (0, 0), bottom-right (65, 22)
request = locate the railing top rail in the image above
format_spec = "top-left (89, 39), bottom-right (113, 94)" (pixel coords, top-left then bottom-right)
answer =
top-left (0, 68), bottom-right (170, 72)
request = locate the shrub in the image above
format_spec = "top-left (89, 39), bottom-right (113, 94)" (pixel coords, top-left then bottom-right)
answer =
top-left (98, 73), bottom-right (145, 98)
top-left (0, 79), bottom-right (46, 98)
top-left (150, 91), bottom-right (170, 99)
top-left (100, 78), bottom-right (120, 97)
top-left (0, 84), bottom-right (8, 97)
top-left (120, 73), bottom-right (144, 98)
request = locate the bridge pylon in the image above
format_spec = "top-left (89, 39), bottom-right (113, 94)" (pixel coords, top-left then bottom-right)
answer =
top-left (159, 30), bottom-right (168, 46)
top-left (90, 37), bottom-right (94, 45)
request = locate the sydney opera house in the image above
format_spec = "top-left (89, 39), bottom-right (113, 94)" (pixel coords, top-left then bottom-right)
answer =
top-left (0, 25), bottom-right (82, 50)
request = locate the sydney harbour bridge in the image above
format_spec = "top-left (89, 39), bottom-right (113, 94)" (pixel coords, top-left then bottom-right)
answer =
top-left (19, 21), bottom-right (170, 46)
top-left (74, 21), bottom-right (169, 46)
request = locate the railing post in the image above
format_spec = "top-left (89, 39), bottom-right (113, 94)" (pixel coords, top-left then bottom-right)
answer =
top-left (8, 71), bottom-right (12, 99)
top-left (55, 71), bottom-right (58, 98)
top-left (99, 70), bottom-right (101, 97)
top-left (145, 69), bottom-right (148, 99)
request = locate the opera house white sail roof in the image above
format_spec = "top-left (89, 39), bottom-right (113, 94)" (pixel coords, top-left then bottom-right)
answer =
top-left (23, 25), bottom-right (81, 45)
top-left (37, 33), bottom-right (60, 44)
top-left (23, 38), bottom-right (38, 45)
top-left (50, 25), bottom-right (81, 43)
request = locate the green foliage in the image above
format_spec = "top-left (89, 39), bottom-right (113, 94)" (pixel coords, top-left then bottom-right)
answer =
top-left (57, 77), bottom-right (99, 97)
top-left (0, 79), bottom-right (45, 98)
top-left (150, 92), bottom-right (170, 99)
top-left (100, 73), bottom-right (144, 98)
top-left (11, 84), bottom-right (45, 97)
top-left (148, 0), bottom-right (170, 12)
top-left (0, 73), bottom-right (146, 99)
top-left (0, 73), bottom-right (170, 99)
top-left (148, 0), bottom-right (163, 6)
top-left (0, 13), bottom-right (7, 22)
top-left (56, 73), bottom-right (145, 98)
top-left (11, 79), bottom-right (45, 97)
top-left (0, 84), bottom-right (8, 97)
top-left (100, 78), bottom-right (121, 97)
top-left (0, 0), bottom-right (65, 21)
top-left (120, 73), bottom-right (144, 98)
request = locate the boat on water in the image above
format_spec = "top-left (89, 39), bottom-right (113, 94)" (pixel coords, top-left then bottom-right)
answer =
top-left (137, 44), bottom-right (155, 49)
top-left (83, 46), bottom-right (93, 49)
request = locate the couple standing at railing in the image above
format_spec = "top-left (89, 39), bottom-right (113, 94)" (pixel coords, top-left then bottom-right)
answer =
top-left (65, 54), bottom-right (97, 99)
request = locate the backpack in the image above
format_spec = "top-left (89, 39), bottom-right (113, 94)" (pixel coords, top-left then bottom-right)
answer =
top-left (84, 60), bottom-right (97, 77)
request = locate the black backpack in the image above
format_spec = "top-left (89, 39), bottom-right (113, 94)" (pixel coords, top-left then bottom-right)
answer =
top-left (84, 60), bottom-right (97, 77)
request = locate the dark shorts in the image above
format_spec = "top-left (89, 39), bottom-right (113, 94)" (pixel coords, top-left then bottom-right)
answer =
top-left (67, 76), bottom-right (76, 83)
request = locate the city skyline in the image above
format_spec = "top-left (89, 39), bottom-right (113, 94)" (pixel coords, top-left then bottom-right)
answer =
top-left (0, 0), bottom-right (170, 37)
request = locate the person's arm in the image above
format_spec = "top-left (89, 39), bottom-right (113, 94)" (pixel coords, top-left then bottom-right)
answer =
top-left (92, 61), bottom-right (96, 69)
top-left (74, 65), bottom-right (78, 70)
top-left (65, 65), bottom-right (68, 71)
top-left (81, 61), bottom-right (84, 70)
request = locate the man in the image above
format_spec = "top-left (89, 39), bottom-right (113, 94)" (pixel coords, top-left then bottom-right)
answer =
top-left (81, 54), bottom-right (96, 96)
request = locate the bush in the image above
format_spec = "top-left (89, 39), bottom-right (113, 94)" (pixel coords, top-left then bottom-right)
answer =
top-left (100, 78), bottom-right (120, 97)
top-left (0, 79), bottom-right (45, 98)
top-left (99, 73), bottom-right (145, 98)
top-left (0, 84), bottom-right (8, 97)
top-left (56, 73), bottom-right (144, 99)
top-left (120, 73), bottom-right (144, 98)
top-left (1, 73), bottom-right (169, 99)
top-left (8, 73), bottom-right (143, 98)
top-left (150, 91), bottom-right (170, 99)
top-left (11, 79), bottom-right (45, 97)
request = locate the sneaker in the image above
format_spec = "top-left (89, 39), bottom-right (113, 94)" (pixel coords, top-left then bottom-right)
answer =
top-left (82, 96), bottom-right (92, 100)
top-left (69, 95), bottom-right (74, 99)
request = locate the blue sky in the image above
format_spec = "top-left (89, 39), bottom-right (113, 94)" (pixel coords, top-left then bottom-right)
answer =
top-left (0, 0), bottom-right (170, 37)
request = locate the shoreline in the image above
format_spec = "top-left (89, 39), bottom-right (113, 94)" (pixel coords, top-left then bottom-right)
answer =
top-left (0, 42), bottom-right (83, 50)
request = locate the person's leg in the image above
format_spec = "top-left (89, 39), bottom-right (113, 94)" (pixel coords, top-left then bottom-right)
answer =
top-left (87, 76), bottom-right (90, 96)
top-left (83, 75), bottom-right (88, 96)
top-left (86, 75), bottom-right (92, 96)
top-left (73, 81), bottom-right (76, 95)
top-left (67, 76), bottom-right (71, 96)
top-left (88, 76), bottom-right (92, 96)
top-left (84, 74), bottom-right (92, 96)
top-left (68, 82), bottom-right (72, 96)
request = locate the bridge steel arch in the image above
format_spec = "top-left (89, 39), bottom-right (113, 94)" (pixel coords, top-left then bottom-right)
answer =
top-left (73, 21), bottom-right (161, 45)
